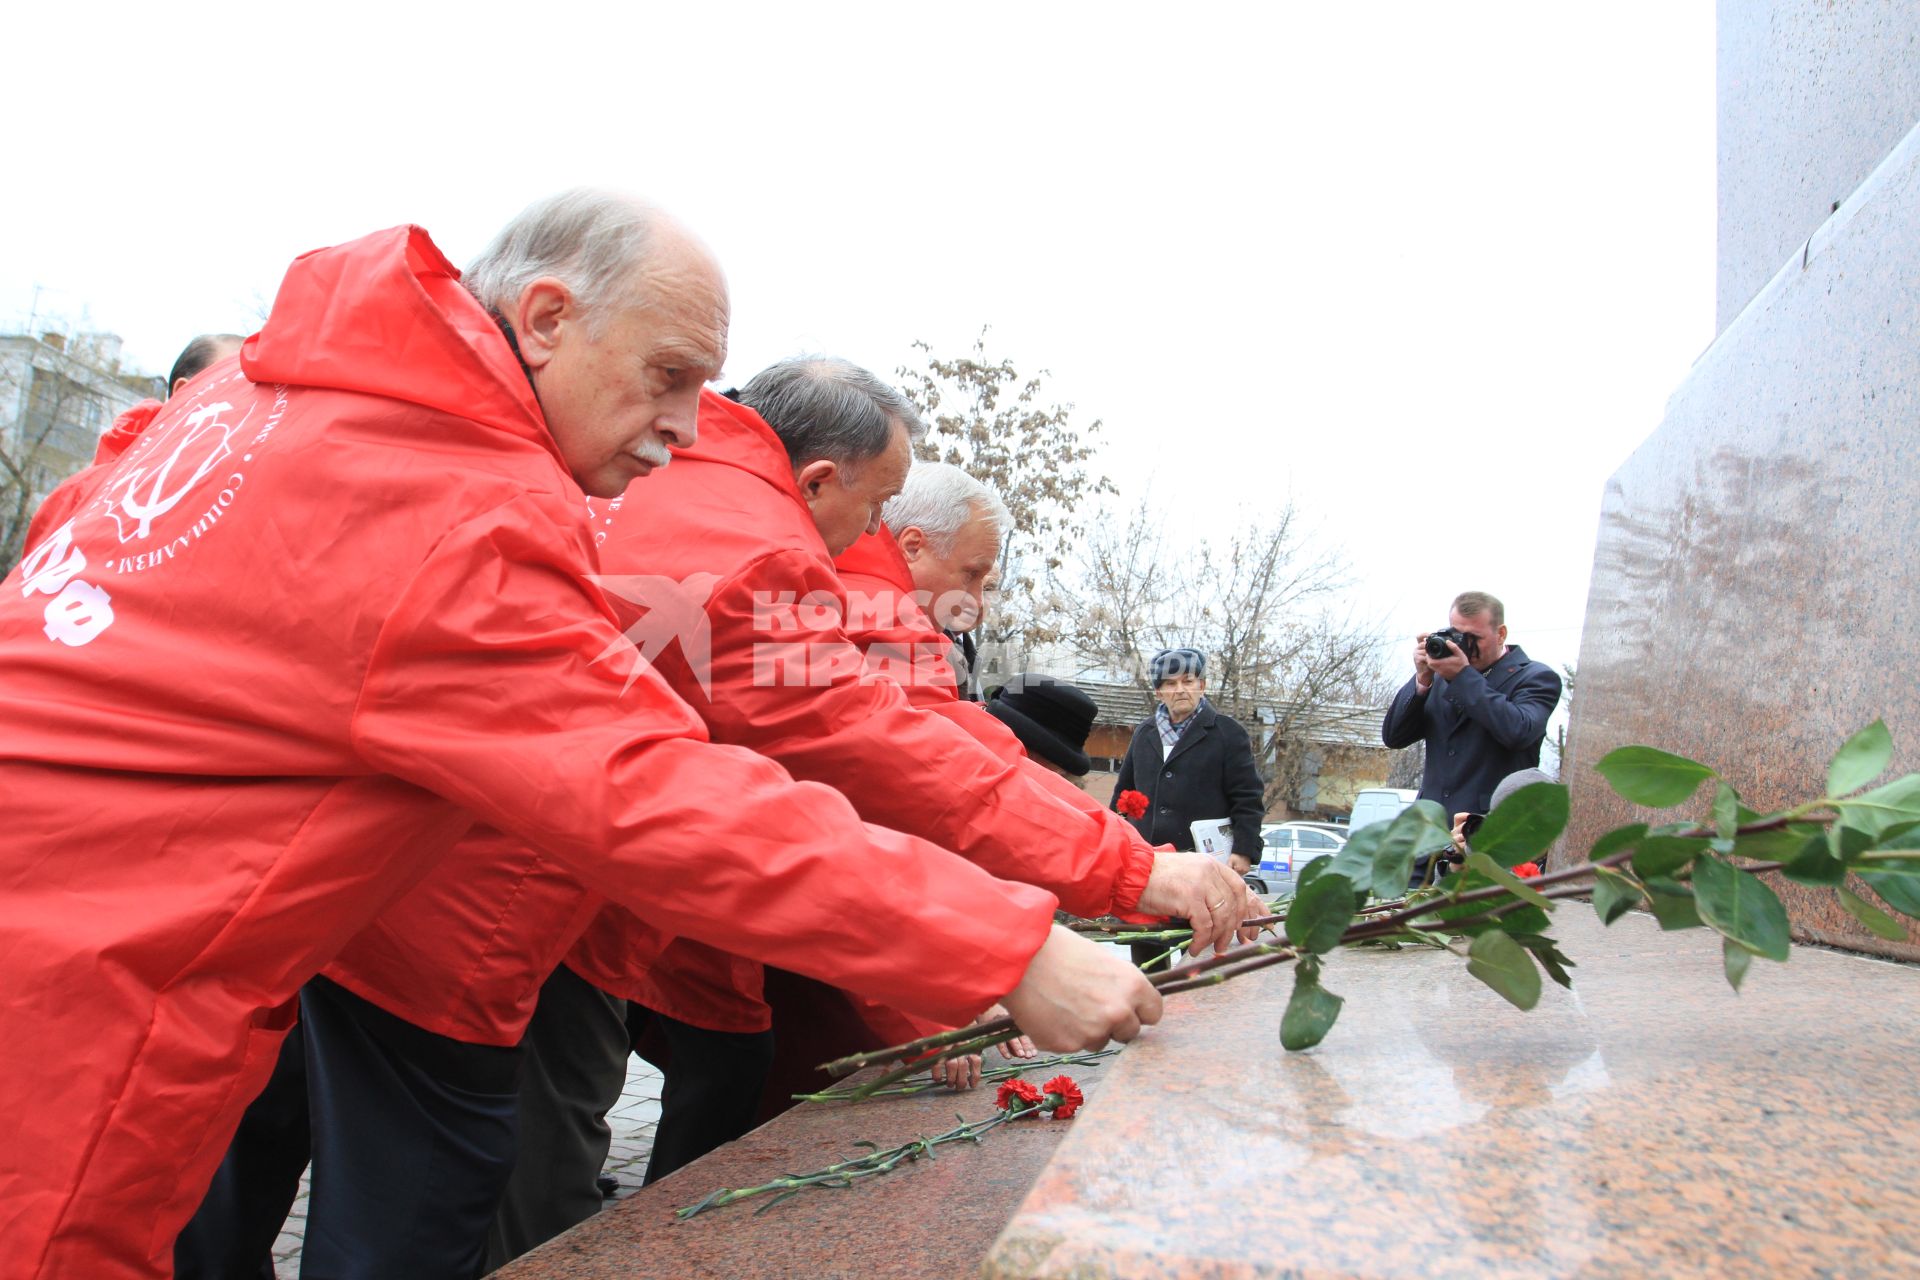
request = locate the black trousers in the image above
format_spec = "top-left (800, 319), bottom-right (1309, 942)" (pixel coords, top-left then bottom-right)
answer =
top-left (483, 966), bottom-right (777, 1271)
top-left (174, 977), bottom-right (522, 1280)
top-left (629, 1006), bottom-right (775, 1185)
top-left (483, 965), bottom-right (631, 1272)
top-left (173, 1022), bottom-right (308, 1280)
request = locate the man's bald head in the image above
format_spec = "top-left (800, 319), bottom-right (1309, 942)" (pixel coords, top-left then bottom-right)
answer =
top-left (465, 189), bottom-right (730, 496)
top-left (168, 333), bottom-right (245, 398)
top-left (465, 189), bottom-right (723, 334)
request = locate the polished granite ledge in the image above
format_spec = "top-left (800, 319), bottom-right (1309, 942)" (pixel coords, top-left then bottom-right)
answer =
top-left (985, 910), bottom-right (1920, 1279)
top-left (493, 1049), bottom-right (1114, 1279)
top-left (495, 910), bottom-right (1919, 1278)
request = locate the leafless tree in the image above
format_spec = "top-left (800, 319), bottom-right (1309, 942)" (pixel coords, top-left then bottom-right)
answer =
top-left (1, 360), bottom-right (111, 573)
top-left (896, 329), bottom-right (1114, 655)
top-left (1058, 497), bottom-right (1395, 812)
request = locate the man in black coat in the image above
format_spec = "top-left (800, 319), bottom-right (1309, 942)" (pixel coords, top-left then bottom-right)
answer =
top-left (1112, 649), bottom-right (1267, 874)
top-left (1381, 591), bottom-right (1563, 818)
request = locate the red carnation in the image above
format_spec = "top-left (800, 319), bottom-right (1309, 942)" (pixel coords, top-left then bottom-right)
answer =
top-left (1041, 1075), bottom-right (1084, 1119)
top-left (1116, 789), bottom-right (1149, 820)
top-left (1512, 862), bottom-right (1542, 879)
top-left (996, 1079), bottom-right (1043, 1115)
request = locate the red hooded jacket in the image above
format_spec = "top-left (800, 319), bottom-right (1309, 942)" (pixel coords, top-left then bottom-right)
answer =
top-left (15, 397), bottom-right (168, 558)
top-left (563, 395), bottom-right (1160, 1032)
top-left (0, 227), bottom-right (1055, 1278)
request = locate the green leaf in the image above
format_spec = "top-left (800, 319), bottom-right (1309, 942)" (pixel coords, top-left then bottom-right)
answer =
top-left (1326, 822), bottom-right (1386, 886)
top-left (1632, 835), bottom-right (1708, 880)
top-left (1294, 856), bottom-right (1337, 892)
top-left (1367, 802), bottom-right (1454, 900)
top-left (1828, 720), bottom-right (1893, 796)
top-left (1466, 929), bottom-right (1542, 1010)
top-left (1470, 782), bottom-right (1570, 865)
top-left (1836, 774), bottom-right (1920, 839)
top-left (1464, 850), bottom-right (1554, 910)
top-left (1730, 822), bottom-right (1826, 863)
top-left (1709, 783), bottom-right (1740, 853)
top-left (1722, 936), bottom-right (1752, 992)
top-left (1284, 871), bottom-right (1356, 955)
top-left (1594, 745), bottom-right (1715, 808)
top-left (1838, 886), bottom-right (1908, 941)
top-left (1510, 933), bottom-right (1576, 988)
top-left (1780, 836), bottom-right (1847, 887)
top-left (1830, 822), bottom-right (1874, 861)
top-left (1279, 955), bottom-right (1344, 1050)
top-left (1858, 872), bottom-right (1920, 920)
top-left (1868, 818), bottom-right (1920, 848)
top-left (1643, 878), bottom-right (1704, 931)
top-left (1590, 822), bottom-right (1648, 861)
top-left (754, 1188), bottom-right (805, 1214)
top-left (1691, 855), bottom-right (1791, 961)
top-left (1591, 867), bottom-right (1643, 924)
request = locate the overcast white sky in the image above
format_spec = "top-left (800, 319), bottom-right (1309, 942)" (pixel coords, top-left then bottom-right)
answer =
top-left (1, 2), bottom-right (1716, 695)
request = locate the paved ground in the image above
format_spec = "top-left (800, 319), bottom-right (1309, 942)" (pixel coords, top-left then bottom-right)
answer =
top-left (269, 1057), bottom-right (665, 1277)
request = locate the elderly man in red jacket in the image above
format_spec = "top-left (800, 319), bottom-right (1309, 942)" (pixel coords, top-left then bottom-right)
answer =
top-left (0, 191), bottom-right (1157, 1280)
top-left (511, 365), bottom-right (1260, 1248)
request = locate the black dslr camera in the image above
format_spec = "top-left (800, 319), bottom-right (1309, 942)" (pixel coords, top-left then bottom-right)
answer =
top-left (1424, 627), bottom-right (1480, 661)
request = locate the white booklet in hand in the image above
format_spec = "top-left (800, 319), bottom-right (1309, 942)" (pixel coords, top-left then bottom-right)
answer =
top-left (1189, 818), bottom-right (1234, 863)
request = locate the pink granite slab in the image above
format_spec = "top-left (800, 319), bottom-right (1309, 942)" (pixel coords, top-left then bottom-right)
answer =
top-left (493, 1051), bottom-right (1115, 1279)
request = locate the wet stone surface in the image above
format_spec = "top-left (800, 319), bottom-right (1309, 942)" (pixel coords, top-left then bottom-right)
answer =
top-left (984, 910), bottom-right (1920, 1279)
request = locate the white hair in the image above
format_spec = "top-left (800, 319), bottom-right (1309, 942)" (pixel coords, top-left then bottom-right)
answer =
top-left (882, 462), bottom-right (1012, 556)
top-left (463, 188), bottom-right (664, 337)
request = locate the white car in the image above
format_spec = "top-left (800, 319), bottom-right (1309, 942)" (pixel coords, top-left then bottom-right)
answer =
top-left (1248, 822), bottom-right (1348, 894)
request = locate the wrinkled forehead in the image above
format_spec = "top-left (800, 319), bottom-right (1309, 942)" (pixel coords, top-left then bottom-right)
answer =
top-left (956, 507), bottom-right (1004, 559)
top-left (632, 239), bottom-right (731, 371)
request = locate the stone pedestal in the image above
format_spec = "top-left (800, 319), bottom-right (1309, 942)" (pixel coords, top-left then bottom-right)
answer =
top-left (1716, 0), bottom-right (1920, 330)
top-left (1565, 114), bottom-right (1920, 958)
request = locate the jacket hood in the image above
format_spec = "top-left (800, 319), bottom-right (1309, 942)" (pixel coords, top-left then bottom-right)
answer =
top-left (677, 389), bottom-right (813, 520)
top-left (833, 525), bottom-right (914, 592)
top-left (241, 224), bottom-right (555, 459)
top-left (94, 398), bottom-right (163, 465)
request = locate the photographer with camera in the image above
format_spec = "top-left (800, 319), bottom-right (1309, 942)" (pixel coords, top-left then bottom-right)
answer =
top-left (1383, 592), bottom-right (1562, 885)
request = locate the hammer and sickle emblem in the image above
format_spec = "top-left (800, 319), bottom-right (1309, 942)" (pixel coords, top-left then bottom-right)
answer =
top-left (101, 401), bottom-right (238, 543)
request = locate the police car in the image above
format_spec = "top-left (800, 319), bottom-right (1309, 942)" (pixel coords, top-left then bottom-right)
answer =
top-left (1247, 822), bottom-right (1349, 894)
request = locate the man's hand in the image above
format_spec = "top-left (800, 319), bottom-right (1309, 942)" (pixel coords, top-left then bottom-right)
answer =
top-left (1426, 638), bottom-right (1470, 682)
top-left (931, 1053), bottom-right (985, 1090)
top-left (1228, 853), bottom-right (1253, 876)
top-left (1135, 848), bottom-right (1255, 955)
top-left (1002, 925), bottom-right (1163, 1052)
top-left (1412, 634), bottom-right (1436, 691)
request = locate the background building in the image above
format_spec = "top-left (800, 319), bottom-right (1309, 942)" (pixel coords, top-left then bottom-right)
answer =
top-left (1, 329), bottom-right (162, 571)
